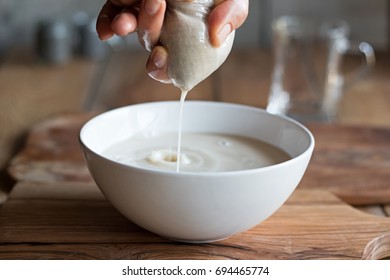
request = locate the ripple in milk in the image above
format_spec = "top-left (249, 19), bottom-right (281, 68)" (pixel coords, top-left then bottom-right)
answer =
top-left (103, 132), bottom-right (291, 173)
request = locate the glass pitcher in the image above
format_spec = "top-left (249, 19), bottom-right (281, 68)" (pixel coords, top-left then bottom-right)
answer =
top-left (266, 16), bottom-right (375, 122)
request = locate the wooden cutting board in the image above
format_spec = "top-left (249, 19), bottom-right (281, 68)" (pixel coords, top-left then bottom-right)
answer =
top-left (7, 113), bottom-right (390, 205)
top-left (1, 183), bottom-right (389, 259)
top-left (303, 123), bottom-right (390, 205)
top-left (2, 112), bottom-right (390, 259)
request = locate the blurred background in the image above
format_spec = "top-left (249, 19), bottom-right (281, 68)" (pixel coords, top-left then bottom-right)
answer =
top-left (0, 0), bottom-right (389, 198)
top-left (1, 0), bottom-right (388, 51)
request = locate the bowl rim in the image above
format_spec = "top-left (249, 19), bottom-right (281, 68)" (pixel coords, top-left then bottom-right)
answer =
top-left (79, 101), bottom-right (315, 178)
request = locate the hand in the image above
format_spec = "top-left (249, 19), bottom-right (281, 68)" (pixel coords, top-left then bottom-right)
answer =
top-left (96, 0), bottom-right (248, 83)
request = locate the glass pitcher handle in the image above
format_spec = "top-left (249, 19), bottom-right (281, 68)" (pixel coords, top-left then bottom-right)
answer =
top-left (344, 41), bottom-right (375, 87)
top-left (321, 40), bottom-right (375, 121)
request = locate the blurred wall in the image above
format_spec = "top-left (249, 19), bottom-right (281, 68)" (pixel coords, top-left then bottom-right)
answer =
top-left (1, 0), bottom-right (104, 47)
top-left (270, 0), bottom-right (389, 50)
top-left (1, 0), bottom-right (389, 50)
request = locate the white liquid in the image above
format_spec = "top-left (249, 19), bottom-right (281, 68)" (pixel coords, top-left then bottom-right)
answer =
top-left (103, 132), bottom-right (291, 173)
top-left (176, 90), bottom-right (188, 172)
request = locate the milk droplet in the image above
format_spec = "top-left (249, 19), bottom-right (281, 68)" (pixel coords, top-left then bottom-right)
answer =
top-left (218, 139), bottom-right (231, 147)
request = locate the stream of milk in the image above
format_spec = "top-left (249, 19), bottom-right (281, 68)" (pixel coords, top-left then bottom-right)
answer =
top-left (176, 90), bottom-right (188, 172)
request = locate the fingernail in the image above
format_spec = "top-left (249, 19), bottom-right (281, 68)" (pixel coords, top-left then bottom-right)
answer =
top-left (145, 0), bottom-right (162, 16)
top-left (148, 70), bottom-right (172, 84)
top-left (99, 14), bottom-right (110, 22)
top-left (217, 23), bottom-right (232, 46)
top-left (100, 34), bottom-right (113, 41)
top-left (152, 49), bottom-right (167, 69)
top-left (112, 12), bottom-right (136, 36)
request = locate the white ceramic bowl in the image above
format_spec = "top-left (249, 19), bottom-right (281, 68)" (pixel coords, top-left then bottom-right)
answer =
top-left (80, 101), bottom-right (314, 243)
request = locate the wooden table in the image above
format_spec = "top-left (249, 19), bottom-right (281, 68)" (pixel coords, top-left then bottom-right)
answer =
top-left (1, 48), bottom-right (390, 259)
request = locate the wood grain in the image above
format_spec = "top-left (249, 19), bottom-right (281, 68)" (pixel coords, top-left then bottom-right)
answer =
top-left (7, 113), bottom-right (95, 185)
top-left (7, 114), bottom-right (390, 205)
top-left (301, 124), bottom-right (390, 205)
top-left (0, 56), bottom-right (92, 171)
top-left (385, 205), bottom-right (390, 216)
top-left (1, 188), bottom-right (389, 260)
top-left (356, 206), bottom-right (387, 217)
top-left (2, 49), bottom-right (390, 260)
top-left (3, 117), bottom-right (390, 259)
top-left (362, 233), bottom-right (390, 260)
top-left (0, 55), bottom-right (93, 203)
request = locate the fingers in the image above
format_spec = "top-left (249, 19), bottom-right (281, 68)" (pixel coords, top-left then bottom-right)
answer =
top-left (96, 0), bottom-right (166, 50)
top-left (138, 0), bottom-right (166, 51)
top-left (208, 0), bottom-right (249, 47)
top-left (97, 0), bottom-right (246, 84)
top-left (97, 1), bottom-right (140, 40)
top-left (98, 0), bottom-right (248, 47)
top-left (110, 0), bottom-right (139, 5)
top-left (111, 7), bottom-right (139, 36)
top-left (96, 1), bottom-right (123, 40)
top-left (97, 0), bottom-right (170, 83)
top-left (146, 46), bottom-right (171, 83)
top-left (140, 1), bottom-right (169, 83)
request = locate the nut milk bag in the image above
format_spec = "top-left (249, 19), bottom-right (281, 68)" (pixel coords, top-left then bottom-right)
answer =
top-left (160, 0), bottom-right (235, 91)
